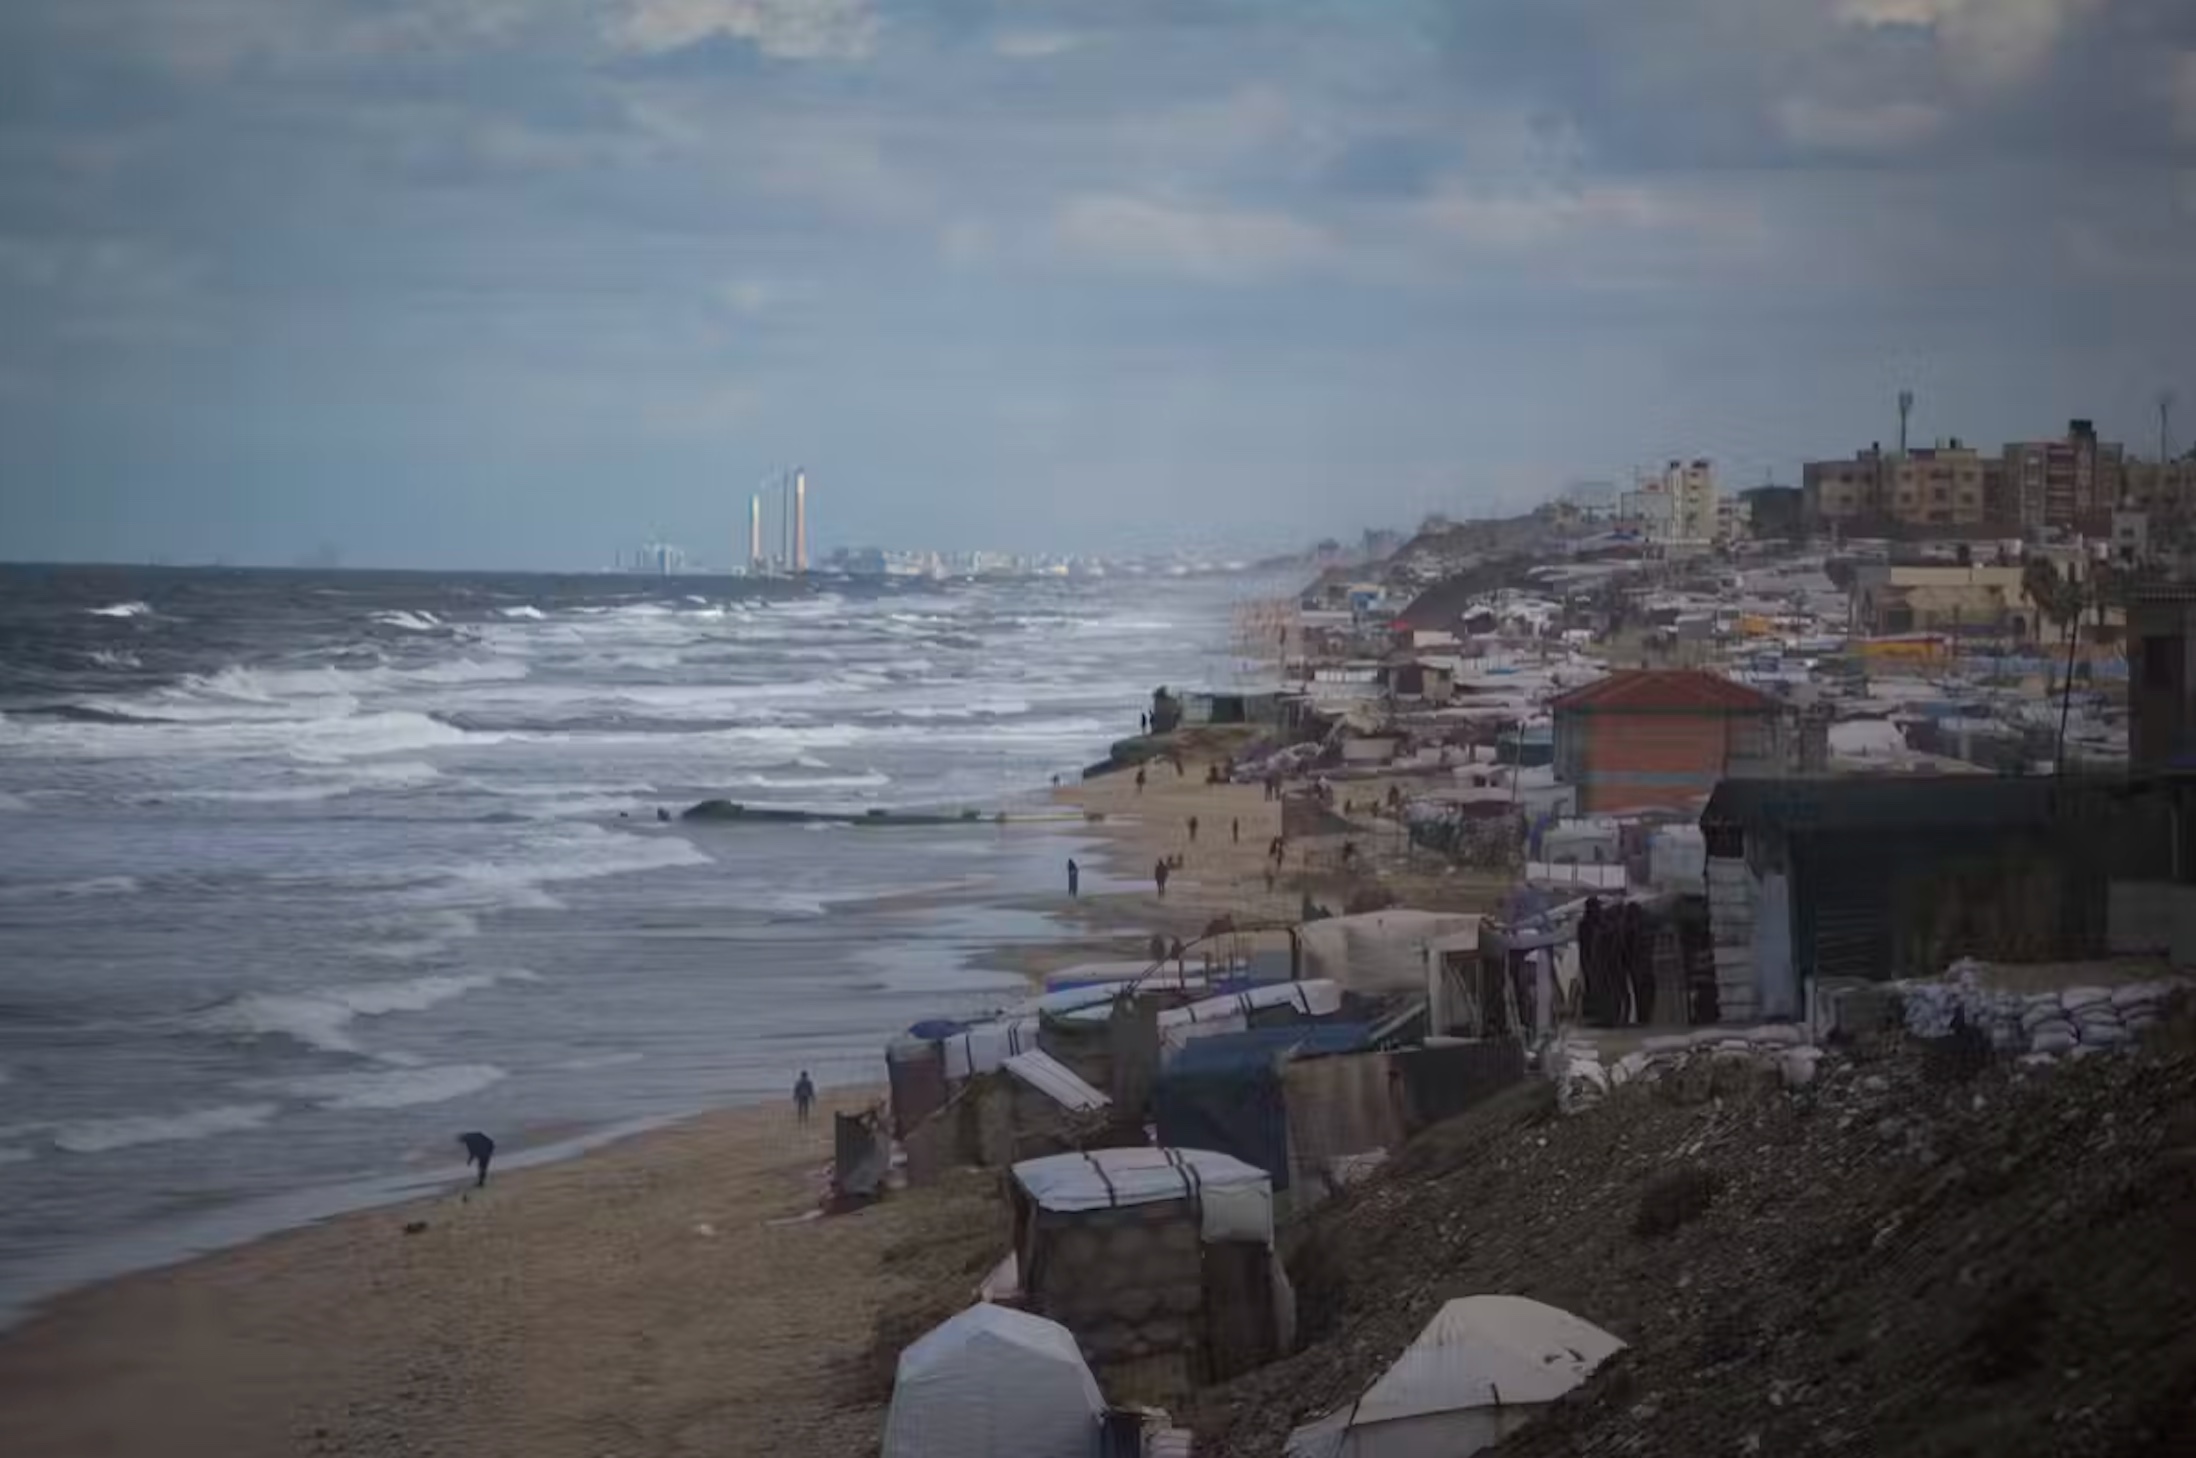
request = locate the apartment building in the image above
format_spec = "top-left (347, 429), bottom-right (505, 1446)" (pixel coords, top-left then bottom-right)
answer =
top-left (1803, 441), bottom-right (1990, 529)
top-left (2006, 420), bottom-right (2124, 534)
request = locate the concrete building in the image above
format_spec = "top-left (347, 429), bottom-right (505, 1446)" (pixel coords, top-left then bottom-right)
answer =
top-left (1740, 484), bottom-right (1805, 541)
top-left (2129, 585), bottom-right (2196, 770)
top-left (2123, 457), bottom-right (2196, 527)
top-left (1664, 459), bottom-right (1719, 544)
top-left (1849, 563), bottom-right (2038, 642)
top-left (2007, 420), bottom-right (2124, 534)
top-left (1803, 442), bottom-right (1990, 530)
top-left (1549, 669), bottom-right (1785, 815)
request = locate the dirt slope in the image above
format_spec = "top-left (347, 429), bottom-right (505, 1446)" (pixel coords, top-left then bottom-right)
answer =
top-left (1191, 1022), bottom-right (2196, 1458)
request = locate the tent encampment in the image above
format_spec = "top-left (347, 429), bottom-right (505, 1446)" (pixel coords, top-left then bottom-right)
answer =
top-left (1283, 1294), bottom-right (1624, 1458)
top-left (1156, 980), bottom-right (1345, 1059)
top-left (1297, 911), bottom-right (1482, 996)
top-left (881, 1303), bottom-right (1104, 1458)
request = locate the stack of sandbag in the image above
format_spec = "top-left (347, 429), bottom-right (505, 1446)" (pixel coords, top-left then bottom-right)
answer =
top-left (1899, 970), bottom-right (2190, 1063)
top-left (1554, 1025), bottom-right (1827, 1113)
top-left (1899, 958), bottom-right (2027, 1051)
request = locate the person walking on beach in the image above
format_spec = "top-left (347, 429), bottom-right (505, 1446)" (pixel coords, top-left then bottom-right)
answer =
top-left (1135, 765), bottom-right (1147, 795)
top-left (458, 1131), bottom-right (495, 1188)
top-left (1231, 817), bottom-right (1240, 845)
top-left (1067, 858), bottom-right (1080, 897)
top-left (793, 1070), bottom-right (816, 1125)
top-left (1154, 858), bottom-right (1170, 898)
top-left (1140, 711), bottom-right (1150, 734)
top-left (1187, 815), bottom-right (1199, 844)
top-left (1149, 931), bottom-right (1167, 963)
top-left (1169, 937), bottom-right (1186, 974)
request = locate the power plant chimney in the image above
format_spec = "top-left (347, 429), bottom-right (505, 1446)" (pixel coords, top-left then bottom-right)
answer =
top-left (748, 493), bottom-right (763, 573)
top-left (793, 469), bottom-right (809, 573)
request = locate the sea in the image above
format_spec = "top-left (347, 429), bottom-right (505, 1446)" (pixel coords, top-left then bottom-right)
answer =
top-left (0, 563), bottom-right (1263, 1325)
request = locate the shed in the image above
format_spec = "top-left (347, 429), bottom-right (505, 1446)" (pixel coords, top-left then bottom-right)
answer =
top-left (1283, 1295), bottom-right (1625, 1458)
top-left (1699, 774), bottom-right (2174, 1020)
top-left (1010, 1148), bottom-right (1287, 1400)
top-left (882, 1303), bottom-right (1104, 1458)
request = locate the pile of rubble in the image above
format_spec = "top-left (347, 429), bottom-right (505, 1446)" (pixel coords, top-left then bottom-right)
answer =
top-left (1190, 996), bottom-right (2196, 1458)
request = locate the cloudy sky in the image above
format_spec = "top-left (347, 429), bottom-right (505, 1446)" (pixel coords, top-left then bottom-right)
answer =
top-left (3, 0), bottom-right (2194, 568)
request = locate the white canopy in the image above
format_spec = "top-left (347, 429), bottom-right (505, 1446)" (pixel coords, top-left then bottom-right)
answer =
top-left (1298, 912), bottom-right (1483, 995)
top-left (1012, 1146), bottom-right (1274, 1245)
top-left (1156, 980), bottom-right (1344, 1056)
top-left (1003, 1049), bottom-right (1111, 1112)
top-left (882, 1303), bottom-right (1104, 1458)
top-left (942, 1018), bottom-right (1039, 1080)
top-left (1284, 1296), bottom-right (1625, 1458)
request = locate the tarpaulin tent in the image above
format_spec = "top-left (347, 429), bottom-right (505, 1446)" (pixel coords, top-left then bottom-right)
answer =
top-left (882, 1303), bottom-right (1104, 1458)
top-left (1151, 1026), bottom-right (1374, 1191)
top-left (1297, 911), bottom-right (1482, 996)
top-left (1283, 1295), bottom-right (1624, 1458)
top-left (1157, 981), bottom-right (1345, 1060)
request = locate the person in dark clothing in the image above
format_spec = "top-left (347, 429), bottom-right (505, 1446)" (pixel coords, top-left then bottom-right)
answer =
top-left (1135, 765), bottom-right (1147, 794)
top-left (1168, 937), bottom-right (1185, 973)
top-left (1140, 711), bottom-right (1149, 734)
top-left (1148, 931), bottom-right (1167, 963)
top-left (1154, 858), bottom-right (1170, 897)
top-left (458, 1131), bottom-right (495, 1188)
top-left (1577, 898), bottom-right (1609, 1027)
top-left (1066, 858), bottom-right (1080, 897)
top-left (1187, 815), bottom-right (1199, 843)
top-left (793, 1070), bottom-right (816, 1124)
top-left (1231, 817), bottom-right (1240, 844)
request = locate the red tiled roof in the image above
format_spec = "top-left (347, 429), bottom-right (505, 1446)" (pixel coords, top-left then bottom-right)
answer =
top-left (1549, 669), bottom-right (1780, 714)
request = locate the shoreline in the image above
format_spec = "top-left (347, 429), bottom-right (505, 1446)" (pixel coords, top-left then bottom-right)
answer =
top-left (0, 732), bottom-right (1288, 1456)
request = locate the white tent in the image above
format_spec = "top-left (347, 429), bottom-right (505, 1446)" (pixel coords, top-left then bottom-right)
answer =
top-left (1297, 911), bottom-right (1482, 995)
top-left (882, 1303), bottom-right (1105, 1458)
top-left (1283, 1295), bottom-right (1624, 1458)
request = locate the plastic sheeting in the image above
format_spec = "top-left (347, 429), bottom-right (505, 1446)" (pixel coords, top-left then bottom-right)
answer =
top-left (1003, 1049), bottom-right (1112, 1112)
top-left (1157, 981), bottom-right (1344, 1057)
top-left (882, 1304), bottom-right (1105, 1458)
top-left (942, 1018), bottom-right (1040, 1080)
top-left (1284, 1295), bottom-right (1625, 1458)
top-left (1012, 1146), bottom-right (1274, 1245)
top-left (1298, 912), bottom-right (1483, 995)
top-left (1153, 1047), bottom-right (1292, 1191)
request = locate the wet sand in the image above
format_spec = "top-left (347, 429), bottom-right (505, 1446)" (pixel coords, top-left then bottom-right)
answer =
top-left (0, 1088), bottom-right (998, 1458)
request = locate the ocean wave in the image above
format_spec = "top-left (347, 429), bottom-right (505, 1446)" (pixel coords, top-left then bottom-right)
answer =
top-left (51, 1102), bottom-right (279, 1155)
top-left (0, 874), bottom-right (141, 903)
top-left (266, 1063), bottom-right (508, 1111)
top-left (395, 824), bottom-right (714, 916)
top-left (723, 770), bottom-right (891, 791)
top-left (86, 601), bottom-right (151, 618)
top-left (83, 648), bottom-right (143, 669)
top-left (371, 610), bottom-right (443, 632)
top-left (193, 969), bottom-right (539, 1054)
top-left (497, 606), bottom-right (546, 620)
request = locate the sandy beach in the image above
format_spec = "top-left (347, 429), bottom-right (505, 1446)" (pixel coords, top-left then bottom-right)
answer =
top-left (0, 733), bottom-right (1512, 1458)
top-left (0, 1088), bottom-right (999, 1458)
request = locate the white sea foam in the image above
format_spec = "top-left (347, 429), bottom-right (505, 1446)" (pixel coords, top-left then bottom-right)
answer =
top-left (195, 969), bottom-right (539, 1054)
top-left (84, 648), bottom-right (143, 669)
top-left (372, 610), bottom-right (442, 632)
top-left (723, 770), bottom-right (891, 791)
top-left (397, 825), bottom-right (713, 917)
top-left (497, 605), bottom-right (546, 620)
top-left (52, 1103), bottom-right (280, 1154)
top-left (87, 601), bottom-right (151, 618)
top-left (0, 874), bottom-right (141, 903)
top-left (270, 1063), bottom-right (508, 1111)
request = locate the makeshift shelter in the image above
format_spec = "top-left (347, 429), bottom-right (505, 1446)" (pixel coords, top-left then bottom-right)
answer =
top-left (1011, 1148), bottom-right (1288, 1401)
top-left (882, 1303), bottom-right (1104, 1458)
top-left (977, 1050), bottom-right (1112, 1167)
top-left (1150, 1026), bottom-right (1370, 1192)
top-left (886, 1033), bottom-right (951, 1138)
top-left (1283, 1295), bottom-right (1625, 1458)
top-left (1298, 912), bottom-right (1482, 996)
top-left (1157, 980), bottom-right (1345, 1061)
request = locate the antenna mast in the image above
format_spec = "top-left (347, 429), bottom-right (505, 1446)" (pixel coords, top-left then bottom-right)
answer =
top-left (1897, 388), bottom-right (1914, 459)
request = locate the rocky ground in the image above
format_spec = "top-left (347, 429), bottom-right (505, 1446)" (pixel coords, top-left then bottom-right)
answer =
top-left (1190, 1011), bottom-right (2196, 1458)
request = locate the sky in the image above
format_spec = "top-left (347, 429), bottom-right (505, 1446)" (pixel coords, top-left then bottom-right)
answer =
top-left (2, 0), bottom-right (2195, 569)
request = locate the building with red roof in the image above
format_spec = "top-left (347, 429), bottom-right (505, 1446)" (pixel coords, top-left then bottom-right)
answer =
top-left (1549, 670), bottom-right (1787, 814)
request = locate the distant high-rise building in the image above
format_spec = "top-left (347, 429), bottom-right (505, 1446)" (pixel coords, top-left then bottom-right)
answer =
top-left (1804, 441), bottom-right (1990, 530)
top-left (749, 493), bottom-right (764, 572)
top-left (794, 470), bottom-right (809, 573)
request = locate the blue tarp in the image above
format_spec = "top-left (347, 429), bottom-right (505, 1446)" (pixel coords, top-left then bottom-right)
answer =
top-left (906, 1018), bottom-right (969, 1041)
top-left (1153, 1025), bottom-right (1374, 1190)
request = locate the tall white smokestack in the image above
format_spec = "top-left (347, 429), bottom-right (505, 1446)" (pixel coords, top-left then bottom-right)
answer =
top-left (794, 470), bottom-right (808, 573)
top-left (749, 493), bottom-right (763, 572)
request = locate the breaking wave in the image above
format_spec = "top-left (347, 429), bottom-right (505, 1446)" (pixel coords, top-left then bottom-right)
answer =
top-left (266, 1063), bottom-right (508, 1111)
top-left (192, 969), bottom-right (541, 1055)
top-left (86, 601), bottom-right (151, 618)
top-left (371, 610), bottom-right (443, 632)
top-left (52, 1103), bottom-right (280, 1155)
